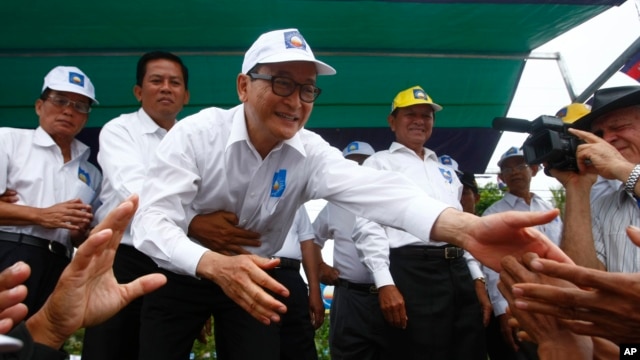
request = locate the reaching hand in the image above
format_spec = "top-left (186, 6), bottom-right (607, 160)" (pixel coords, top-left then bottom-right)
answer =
top-left (24, 195), bottom-right (167, 349)
top-left (0, 262), bottom-right (30, 334)
top-left (498, 254), bottom-right (593, 358)
top-left (443, 208), bottom-right (572, 272)
top-left (196, 252), bottom-right (288, 325)
top-left (509, 233), bottom-right (640, 345)
top-left (188, 211), bottom-right (261, 255)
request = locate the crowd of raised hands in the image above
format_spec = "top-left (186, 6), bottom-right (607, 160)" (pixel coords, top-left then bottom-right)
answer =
top-left (497, 225), bottom-right (640, 359)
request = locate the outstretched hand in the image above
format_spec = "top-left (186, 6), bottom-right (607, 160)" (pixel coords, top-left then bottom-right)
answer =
top-left (441, 208), bottom-right (572, 271)
top-left (0, 262), bottom-right (30, 334)
top-left (498, 254), bottom-right (593, 358)
top-left (197, 252), bottom-right (288, 325)
top-left (509, 229), bottom-right (640, 344)
top-left (25, 195), bottom-right (167, 349)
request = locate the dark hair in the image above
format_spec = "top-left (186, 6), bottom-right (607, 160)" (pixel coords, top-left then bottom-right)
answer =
top-left (40, 88), bottom-right (52, 100)
top-left (136, 51), bottom-right (189, 89)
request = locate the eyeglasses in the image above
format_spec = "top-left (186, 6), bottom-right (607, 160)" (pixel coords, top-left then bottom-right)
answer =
top-left (47, 95), bottom-right (92, 114)
top-left (248, 73), bottom-right (321, 103)
top-left (501, 163), bottom-right (529, 175)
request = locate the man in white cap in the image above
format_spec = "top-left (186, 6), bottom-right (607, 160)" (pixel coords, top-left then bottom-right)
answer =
top-left (132, 29), bottom-right (568, 359)
top-left (354, 87), bottom-right (489, 360)
top-left (482, 146), bottom-right (562, 359)
top-left (312, 140), bottom-right (391, 360)
top-left (0, 65), bottom-right (101, 317)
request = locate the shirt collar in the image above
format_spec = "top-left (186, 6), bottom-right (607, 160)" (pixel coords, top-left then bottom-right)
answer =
top-left (502, 191), bottom-right (542, 207)
top-left (226, 104), bottom-right (306, 157)
top-left (389, 141), bottom-right (437, 161)
top-left (33, 126), bottom-right (90, 161)
top-left (137, 108), bottom-right (173, 135)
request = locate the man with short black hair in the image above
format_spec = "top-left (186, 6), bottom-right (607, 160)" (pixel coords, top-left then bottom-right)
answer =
top-left (81, 51), bottom-right (191, 360)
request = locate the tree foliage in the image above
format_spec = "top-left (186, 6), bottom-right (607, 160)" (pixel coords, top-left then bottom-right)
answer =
top-left (476, 182), bottom-right (505, 215)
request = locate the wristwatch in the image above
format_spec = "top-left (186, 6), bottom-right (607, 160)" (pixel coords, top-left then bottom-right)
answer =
top-left (474, 277), bottom-right (486, 284)
top-left (625, 164), bottom-right (640, 197)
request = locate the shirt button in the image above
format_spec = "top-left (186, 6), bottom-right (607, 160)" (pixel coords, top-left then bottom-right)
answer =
top-left (241, 219), bottom-right (247, 224)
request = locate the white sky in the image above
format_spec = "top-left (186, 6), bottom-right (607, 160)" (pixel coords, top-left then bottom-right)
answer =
top-left (306, 1), bottom-right (640, 269)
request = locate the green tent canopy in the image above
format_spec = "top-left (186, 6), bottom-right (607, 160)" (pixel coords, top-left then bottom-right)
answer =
top-left (0, 0), bottom-right (625, 173)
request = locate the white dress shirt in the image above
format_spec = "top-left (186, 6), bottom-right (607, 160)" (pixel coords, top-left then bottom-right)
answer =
top-left (353, 142), bottom-right (483, 287)
top-left (0, 127), bottom-right (101, 248)
top-left (132, 104), bottom-right (452, 277)
top-left (274, 206), bottom-right (315, 260)
top-left (313, 202), bottom-right (374, 284)
top-left (96, 108), bottom-right (172, 246)
top-left (482, 192), bottom-right (563, 315)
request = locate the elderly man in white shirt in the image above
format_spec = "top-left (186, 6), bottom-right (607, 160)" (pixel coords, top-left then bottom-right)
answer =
top-left (131, 28), bottom-right (568, 360)
top-left (354, 87), bottom-right (488, 360)
top-left (0, 65), bottom-right (100, 318)
top-left (482, 146), bottom-right (562, 358)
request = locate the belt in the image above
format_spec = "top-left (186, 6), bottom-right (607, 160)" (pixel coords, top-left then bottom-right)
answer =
top-left (337, 279), bottom-right (378, 294)
top-left (0, 231), bottom-right (72, 260)
top-left (273, 257), bottom-right (300, 270)
top-left (390, 245), bottom-right (464, 260)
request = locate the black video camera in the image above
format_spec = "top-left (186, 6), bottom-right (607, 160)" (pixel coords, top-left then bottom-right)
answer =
top-left (492, 115), bottom-right (581, 172)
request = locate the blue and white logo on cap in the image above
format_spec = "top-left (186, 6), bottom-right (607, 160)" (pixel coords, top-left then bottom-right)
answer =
top-left (413, 89), bottom-right (426, 100)
top-left (505, 146), bottom-right (519, 156)
top-left (345, 141), bottom-right (359, 153)
top-left (284, 30), bottom-right (307, 50)
top-left (68, 72), bottom-right (85, 88)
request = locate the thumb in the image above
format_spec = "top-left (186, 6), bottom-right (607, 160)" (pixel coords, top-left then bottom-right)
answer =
top-left (627, 226), bottom-right (640, 248)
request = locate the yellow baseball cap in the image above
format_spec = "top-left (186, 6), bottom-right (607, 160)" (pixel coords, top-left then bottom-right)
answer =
top-left (555, 103), bottom-right (591, 124)
top-left (391, 86), bottom-right (442, 113)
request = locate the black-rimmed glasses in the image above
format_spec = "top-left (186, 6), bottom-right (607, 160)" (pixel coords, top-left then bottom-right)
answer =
top-left (248, 73), bottom-right (321, 103)
top-left (47, 95), bottom-right (92, 114)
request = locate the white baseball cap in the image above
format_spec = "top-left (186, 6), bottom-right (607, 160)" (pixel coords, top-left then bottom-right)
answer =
top-left (497, 146), bottom-right (525, 167)
top-left (242, 28), bottom-right (336, 76)
top-left (342, 141), bottom-right (375, 157)
top-left (42, 66), bottom-right (98, 104)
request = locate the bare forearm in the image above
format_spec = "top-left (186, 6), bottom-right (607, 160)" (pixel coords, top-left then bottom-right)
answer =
top-left (301, 240), bottom-right (322, 291)
top-left (561, 186), bottom-right (605, 270)
top-left (0, 202), bottom-right (38, 226)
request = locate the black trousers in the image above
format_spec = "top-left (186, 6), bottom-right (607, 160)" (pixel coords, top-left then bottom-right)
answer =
top-left (0, 241), bottom-right (69, 318)
top-left (138, 265), bottom-right (317, 360)
top-left (81, 244), bottom-right (158, 360)
top-left (272, 267), bottom-right (318, 360)
top-left (329, 281), bottom-right (390, 360)
top-left (387, 248), bottom-right (486, 360)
